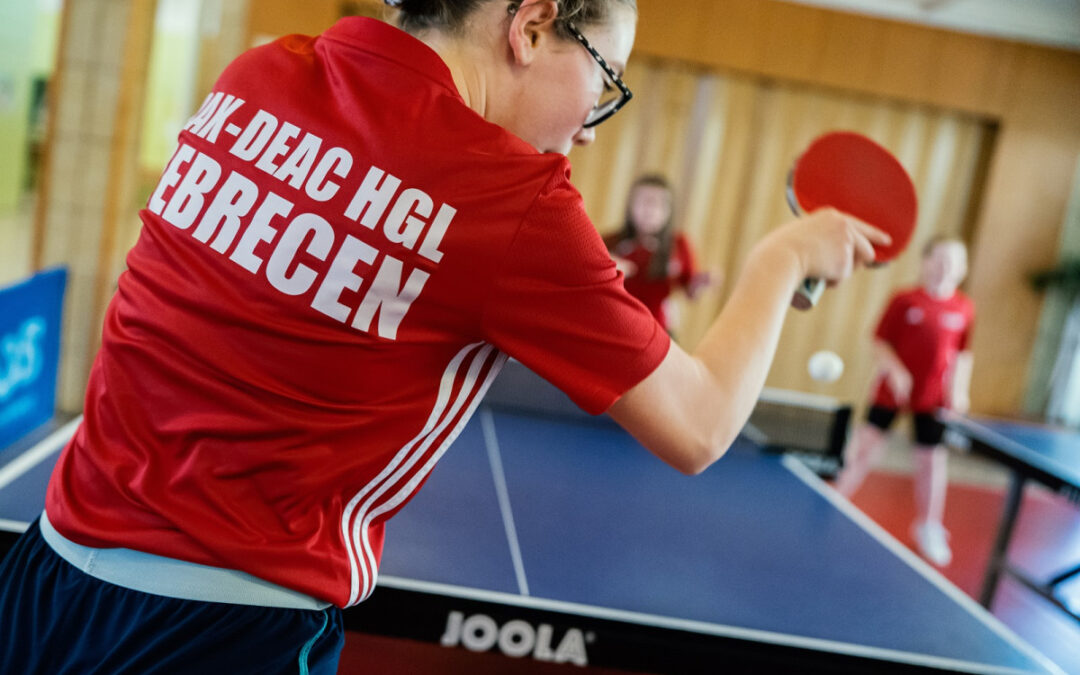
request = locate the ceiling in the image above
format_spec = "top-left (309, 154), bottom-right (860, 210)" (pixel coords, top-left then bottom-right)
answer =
top-left (776, 0), bottom-right (1080, 51)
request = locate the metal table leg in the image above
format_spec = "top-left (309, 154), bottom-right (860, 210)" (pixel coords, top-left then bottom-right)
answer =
top-left (980, 473), bottom-right (1025, 609)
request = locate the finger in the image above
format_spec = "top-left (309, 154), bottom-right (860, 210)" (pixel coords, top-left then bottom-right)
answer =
top-left (851, 219), bottom-right (892, 247)
top-left (851, 231), bottom-right (878, 266)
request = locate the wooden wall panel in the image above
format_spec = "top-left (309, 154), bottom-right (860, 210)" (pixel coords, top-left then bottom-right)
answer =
top-left (815, 12), bottom-right (889, 93)
top-left (246, 1), bottom-right (339, 44)
top-left (635, 0), bottom-right (1058, 118)
top-left (758, 3), bottom-right (832, 83)
top-left (970, 124), bottom-right (1080, 411)
top-left (246, 0), bottom-right (388, 46)
top-left (931, 34), bottom-right (1016, 115)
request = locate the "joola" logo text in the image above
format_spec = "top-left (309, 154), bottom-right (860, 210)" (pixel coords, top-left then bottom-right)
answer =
top-left (440, 611), bottom-right (593, 666)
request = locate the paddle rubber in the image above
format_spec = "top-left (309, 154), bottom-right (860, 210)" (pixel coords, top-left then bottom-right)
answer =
top-left (786, 131), bottom-right (918, 310)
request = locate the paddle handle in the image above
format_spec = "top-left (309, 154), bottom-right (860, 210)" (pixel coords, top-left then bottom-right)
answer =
top-left (792, 278), bottom-right (825, 310)
top-left (785, 176), bottom-right (824, 311)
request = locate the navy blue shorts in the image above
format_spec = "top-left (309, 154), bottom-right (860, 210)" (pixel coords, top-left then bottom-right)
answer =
top-left (0, 520), bottom-right (344, 674)
top-left (867, 405), bottom-right (946, 447)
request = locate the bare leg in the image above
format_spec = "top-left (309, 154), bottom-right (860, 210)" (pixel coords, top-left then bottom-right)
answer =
top-left (834, 424), bottom-right (889, 498)
top-left (913, 444), bottom-right (948, 527)
top-left (912, 444), bottom-right (952, 565)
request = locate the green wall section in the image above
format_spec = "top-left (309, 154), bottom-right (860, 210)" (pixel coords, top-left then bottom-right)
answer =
top-left (32, 1), bottom-right (61, 74)
top-left (0, 1), bottom-right (60, 214)
top-left (0, 4), bottom-right (37, 213)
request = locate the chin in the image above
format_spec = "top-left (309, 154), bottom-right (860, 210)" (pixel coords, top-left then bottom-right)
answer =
top-left (545, 137), bottom-right (575, 156)
top-left (537, 142), bottom-right (571, 155)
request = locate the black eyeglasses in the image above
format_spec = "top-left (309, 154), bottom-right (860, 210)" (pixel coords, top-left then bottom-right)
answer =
top-left (564, 22), bottom-right (633, 128)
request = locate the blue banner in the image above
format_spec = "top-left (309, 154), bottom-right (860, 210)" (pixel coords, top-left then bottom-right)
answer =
top-left (0, 268), bottom-right (66, 449)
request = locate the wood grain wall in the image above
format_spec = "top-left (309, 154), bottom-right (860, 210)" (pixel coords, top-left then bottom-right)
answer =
top-left (247, 0), bottom-right (387, 45)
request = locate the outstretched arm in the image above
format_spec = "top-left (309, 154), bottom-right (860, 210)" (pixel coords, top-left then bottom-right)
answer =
top-left (609, 209), bottom-right (889, 474)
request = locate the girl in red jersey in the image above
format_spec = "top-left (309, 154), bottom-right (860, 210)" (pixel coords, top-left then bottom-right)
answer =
top-left (0, 0), bottom-right (889, 672)
top-left (605, 174), bottom-right (716, 333)
top-left (834, 238), bottom-right (975, 566)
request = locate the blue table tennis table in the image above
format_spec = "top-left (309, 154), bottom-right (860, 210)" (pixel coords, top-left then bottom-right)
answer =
top-left (0, 365), bottom-right (1065, 674)
top-left (939, 410), bottom-right (1080, 623)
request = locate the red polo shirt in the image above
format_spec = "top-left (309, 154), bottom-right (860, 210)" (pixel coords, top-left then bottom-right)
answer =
top-left (46, 18), bottom-right (668, 608)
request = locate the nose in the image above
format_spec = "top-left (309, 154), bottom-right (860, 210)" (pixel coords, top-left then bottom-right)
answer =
top-left (573, 125), bottom-right (596, 147)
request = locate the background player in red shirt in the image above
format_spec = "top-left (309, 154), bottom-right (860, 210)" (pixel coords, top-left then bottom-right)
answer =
top-left (834, 238), bottom-right (975, 566)
top-left (0, 0), bottom-right (889, 672)
top-left (605, 174), bottom-right (715, 332)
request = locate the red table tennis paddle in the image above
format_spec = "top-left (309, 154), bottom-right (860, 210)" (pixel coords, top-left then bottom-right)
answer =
top-left (785, 131), bottom-right (918, 310)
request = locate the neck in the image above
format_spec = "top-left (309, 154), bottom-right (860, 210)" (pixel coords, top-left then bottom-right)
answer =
top-left (412, 3), bottom-right (515, 124)
top-left (417, 33), bottom-right (488, 115)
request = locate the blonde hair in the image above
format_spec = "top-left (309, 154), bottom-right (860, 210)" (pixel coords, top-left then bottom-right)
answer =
top-left (921, 236), bottom-right (967, 258)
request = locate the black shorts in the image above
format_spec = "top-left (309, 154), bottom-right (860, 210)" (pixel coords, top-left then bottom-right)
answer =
top-left (866, 405), bottom-right (945, 447)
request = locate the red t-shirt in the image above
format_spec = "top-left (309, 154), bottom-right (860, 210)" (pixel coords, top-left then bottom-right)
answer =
top-left (872, 287), bottom-right (974, 412)
top-left (45, 18), bottom-right (669, 608)
top-left (610, 233), bottom-right (698, 329)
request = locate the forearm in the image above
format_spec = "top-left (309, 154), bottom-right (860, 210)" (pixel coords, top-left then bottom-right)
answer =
top-left (872, 340), bottom-right (905, 374)
top-left (691, 241), bottom-right (802, 434)
top-left (951, 351), bottom-right (973, 407)
top-left (608, 208), bottom-right (887, 474)
top-left (609, 239), bottom-right (802, 474)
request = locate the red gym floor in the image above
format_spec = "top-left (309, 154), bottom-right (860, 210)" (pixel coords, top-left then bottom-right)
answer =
top-left (851, 471), bottom-right (1080, 675)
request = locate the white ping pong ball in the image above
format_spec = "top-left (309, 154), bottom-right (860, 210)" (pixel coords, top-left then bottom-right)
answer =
top-left (808, 350), bottom-right (844, 383)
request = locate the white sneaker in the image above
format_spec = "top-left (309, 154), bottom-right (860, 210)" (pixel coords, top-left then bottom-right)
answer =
top-left (912, 521), bottom-right (952, 567)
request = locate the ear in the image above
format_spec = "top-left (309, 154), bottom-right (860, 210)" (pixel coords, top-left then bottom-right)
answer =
top-left (507, 1), bottom-right (560, 66)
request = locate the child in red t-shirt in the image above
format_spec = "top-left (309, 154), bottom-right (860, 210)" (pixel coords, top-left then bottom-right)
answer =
top-left (834, 238), bottom-right (975, 566)
top-left (605, 175), bottom-right (716, 332)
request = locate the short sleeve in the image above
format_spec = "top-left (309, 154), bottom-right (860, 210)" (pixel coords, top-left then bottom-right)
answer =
top-left (482, 168), bottom-right (670, 415)
top-left (874, 293), bottom-right (905, 345)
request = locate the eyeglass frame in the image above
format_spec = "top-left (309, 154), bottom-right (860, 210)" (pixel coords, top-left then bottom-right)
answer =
top-left (563, 21), bottom-right (633, 128)
top-left (506, 3), bottom-right (634, 128)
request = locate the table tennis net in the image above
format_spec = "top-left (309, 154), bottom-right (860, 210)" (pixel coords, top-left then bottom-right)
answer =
top-left (746, 388), bottom-right (852, 477)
